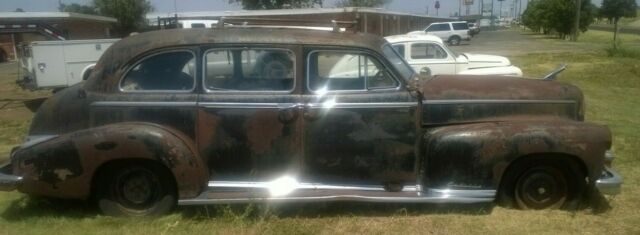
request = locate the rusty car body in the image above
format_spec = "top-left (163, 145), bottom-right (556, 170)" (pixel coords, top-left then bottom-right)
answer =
top-left (0, 28), bottom-right (621, 216)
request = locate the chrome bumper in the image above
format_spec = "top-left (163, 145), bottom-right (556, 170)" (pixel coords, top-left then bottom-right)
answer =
top-left (0, 163), bottom-right (21, 191)
top-left (596, 167), bottom-right (622, 195)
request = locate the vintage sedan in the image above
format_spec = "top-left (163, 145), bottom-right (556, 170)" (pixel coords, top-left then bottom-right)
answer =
top-left (386, 33), bottom-right (523, 76)
top-left (0, 28), bottom-right (621, 216)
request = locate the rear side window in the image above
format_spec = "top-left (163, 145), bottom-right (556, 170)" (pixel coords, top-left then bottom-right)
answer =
top-left (411, 43), bottom-right (448, 59)
top-left (120, 51), bottom-right (195, 92)
top-left (427, 23), bottom-right (450, 31)
top-left (308, 51), bottom-right (398, 92)
top-left (191, 23), bottom-right (206, 28)
top-left (204, 49), bottom-right (294, 91)
top-left (452, 23), bottom-right (469, 30)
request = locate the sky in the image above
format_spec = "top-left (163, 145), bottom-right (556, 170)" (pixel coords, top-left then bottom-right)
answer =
top-left (1, 0), bottom-right (639, 18)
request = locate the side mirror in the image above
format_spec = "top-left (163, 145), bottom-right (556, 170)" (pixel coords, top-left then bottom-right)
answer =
top-left (419, 67), bottom-right (432, 77)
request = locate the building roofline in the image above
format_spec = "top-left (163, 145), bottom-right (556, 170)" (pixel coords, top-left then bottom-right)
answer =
top-left (0, 12), bottom-right (117, 23)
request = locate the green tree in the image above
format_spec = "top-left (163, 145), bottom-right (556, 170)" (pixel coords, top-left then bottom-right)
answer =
top-left (600, 0), bottom-right (638, 49)
top-left (335, 0), bottom-right (390, 7)
top-left (94, 0), bottom-right (153, 36)
top-left (521, 0), bottom-right (595, 39)
top-left (59, 3), bottom-right (98, 15)
top-left (228, 0), bottom-right (322, 10)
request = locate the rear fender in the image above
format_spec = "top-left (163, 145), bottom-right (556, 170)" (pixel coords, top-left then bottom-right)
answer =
top-left (12, 122), bottom-right (207, 199)
top-left (422, 119), bottom-right (611, 189)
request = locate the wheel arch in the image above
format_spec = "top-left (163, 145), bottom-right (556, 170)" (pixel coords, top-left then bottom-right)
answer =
top-left (13, 122), bottom-right (208, 200)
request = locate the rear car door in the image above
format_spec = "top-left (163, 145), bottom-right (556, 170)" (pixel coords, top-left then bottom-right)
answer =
top-left (197, 45), bottom-right (304, 187)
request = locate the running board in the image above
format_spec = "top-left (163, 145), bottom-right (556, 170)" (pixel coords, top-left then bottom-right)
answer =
top-left (178, 181), bottom-right (496, 205)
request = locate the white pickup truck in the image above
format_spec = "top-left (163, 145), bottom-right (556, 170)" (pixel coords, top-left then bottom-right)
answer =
top-left (385, 33), bottom-right (522, 77)
top-left (18, 39), bottom-right (118, 91)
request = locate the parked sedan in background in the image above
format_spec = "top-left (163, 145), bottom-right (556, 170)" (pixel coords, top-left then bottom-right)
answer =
top-left (468, 23), bottom-right (480, 36)
top-left (386, 33), bottom-right (523, 77)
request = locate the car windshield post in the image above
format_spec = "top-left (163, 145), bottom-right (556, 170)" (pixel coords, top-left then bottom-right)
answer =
top-left (382, 44), bottom-right (414, 80)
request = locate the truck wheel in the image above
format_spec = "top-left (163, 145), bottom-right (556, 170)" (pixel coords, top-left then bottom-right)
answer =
top-left (95, 163), bottom-right (176, 216)
top-left (448, 36), bottom-right (461, 46)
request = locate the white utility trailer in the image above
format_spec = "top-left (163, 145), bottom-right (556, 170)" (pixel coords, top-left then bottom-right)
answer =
top-left (18, 39), bottom-right (118, 90)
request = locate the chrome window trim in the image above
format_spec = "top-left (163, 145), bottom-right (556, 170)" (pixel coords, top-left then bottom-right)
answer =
top-left (306, 49), bottom-right (402, 94)
top-left (91, 101), bottom-right (198, 107)
top-left (118, 49), bottom-right (197, 93)
top-left (202, 47), bottom-right (296, 94)
top-left (423, 99), bottom-right (577, 105)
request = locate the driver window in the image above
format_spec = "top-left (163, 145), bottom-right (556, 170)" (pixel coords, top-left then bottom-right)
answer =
top-left (121, 51), bottom-right (195, 91)
top-left (308, 51), bottom-right (398, 92)
top-left (411, 43), bottom-right (448, 59)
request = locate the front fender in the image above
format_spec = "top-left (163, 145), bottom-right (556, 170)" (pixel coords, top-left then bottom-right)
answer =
top-left (12, 122), bottom-right (207, 199)
top-left (422, 118), bottom-right (611, 189)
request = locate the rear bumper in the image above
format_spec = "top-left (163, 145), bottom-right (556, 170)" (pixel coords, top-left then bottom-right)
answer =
top-left (0, 163), bottom-right (21, 191)
top-left (596, 167), bottom-right (622, 195)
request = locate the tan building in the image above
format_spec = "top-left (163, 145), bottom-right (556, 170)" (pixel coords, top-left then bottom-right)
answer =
top-left (148, 8), bottom-right (452, 36)
top-left (0, 12), bottom-right (117, 62)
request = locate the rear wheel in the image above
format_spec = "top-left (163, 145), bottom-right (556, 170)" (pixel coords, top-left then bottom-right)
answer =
top-left (94, 163), bottom-right (176, 216)
top-left (448, 36), bottom-right (461, 46)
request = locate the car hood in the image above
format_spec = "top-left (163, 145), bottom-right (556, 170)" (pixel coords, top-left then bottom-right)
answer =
top-left (462, 53), bottom-right (511, 68)
top-left (419, 75), bottom-right (585, 124)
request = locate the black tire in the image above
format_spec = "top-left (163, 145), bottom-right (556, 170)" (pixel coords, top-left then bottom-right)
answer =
top-left (448, 36), bottom-right (461, 46)
top-left (498, 157), bottom-right (585, 210)
top-left (94, 162), bottom-right (176, 216)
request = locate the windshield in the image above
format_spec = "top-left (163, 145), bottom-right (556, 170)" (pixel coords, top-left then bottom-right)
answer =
top-left (382, 44), bottom-right (414, 80)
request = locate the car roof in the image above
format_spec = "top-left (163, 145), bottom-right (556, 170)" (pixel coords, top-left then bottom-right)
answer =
top-left (384, 33), bottom-right (444, 44)
top-left (85, 27), bottom-right (389, 93)
top-left (429, 21), bottom-right (468, 25)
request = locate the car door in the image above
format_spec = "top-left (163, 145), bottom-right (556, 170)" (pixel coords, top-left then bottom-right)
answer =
top-left (407, 42), bottom-right (456, 75)
top-left (197, 46), bottom-right (304, 189)
top-left (301, 47), bottom-right (419, 189)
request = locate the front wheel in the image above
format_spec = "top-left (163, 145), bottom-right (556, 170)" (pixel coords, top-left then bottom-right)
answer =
top-left (95, 163), bottom-right (176, 216)
top-left (514, 166), bottom-right (569, 209)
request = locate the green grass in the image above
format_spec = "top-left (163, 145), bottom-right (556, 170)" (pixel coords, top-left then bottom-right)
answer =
top-left (1, 39), bottom-right (640, 234)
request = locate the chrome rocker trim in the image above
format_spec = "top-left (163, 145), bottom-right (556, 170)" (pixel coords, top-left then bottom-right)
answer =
top-left (178, 181), bottom-right (496, 205)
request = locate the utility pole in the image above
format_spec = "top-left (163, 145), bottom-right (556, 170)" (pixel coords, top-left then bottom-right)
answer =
top-left (571, 0), bottom-right (581, 41)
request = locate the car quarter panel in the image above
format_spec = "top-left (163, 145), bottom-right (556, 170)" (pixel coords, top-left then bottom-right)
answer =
top-left (422, 120), bottom-right (611, 189)
top-left (12, 123), bottom-right (207, 199)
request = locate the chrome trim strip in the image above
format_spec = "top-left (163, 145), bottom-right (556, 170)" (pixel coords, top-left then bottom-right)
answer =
top-left (596, 167), bottom-right (622, 195)
top-left (179, 195), bottom-right (494, 205)
top-left (21, 135), bottom-right (58, 148)
top-left (198, 102), bottom-right (283, 109)
top-left (91, 101), bottom-right (197, 107)
top-left (307, 102), bottom-right (417, 109)
top-left (423, 99), bottom-right (576, 105)
top-left (177, 181), bottom-right (495, 205)
top-left (208, 181), bottom-right (418, 192)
